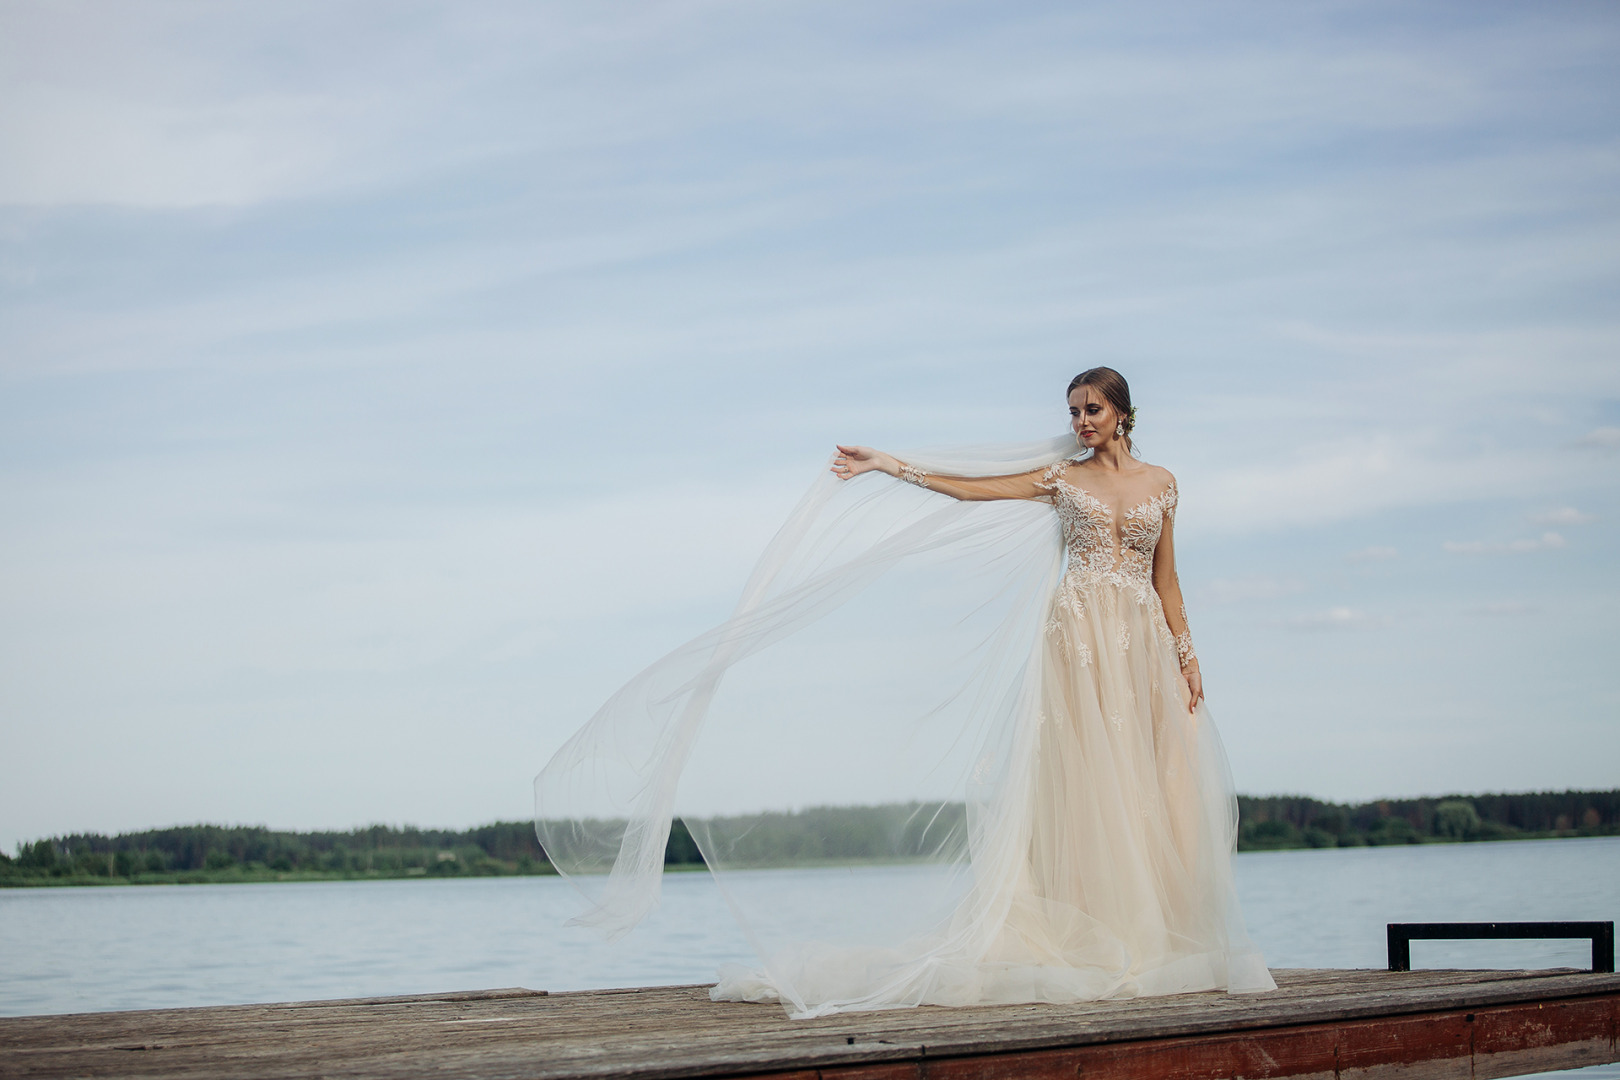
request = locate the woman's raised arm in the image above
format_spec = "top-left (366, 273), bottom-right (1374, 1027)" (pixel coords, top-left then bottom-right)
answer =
top-left (831, 444), bottom-right (1050, 501)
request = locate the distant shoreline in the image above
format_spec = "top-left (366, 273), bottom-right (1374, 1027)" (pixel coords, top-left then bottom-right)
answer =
top-left (5, 789), bottom-right (1615, 889)
top-left (0, 866), bottom-right (556, 889)
top-left (4, 830), bottom-right (1619, 890)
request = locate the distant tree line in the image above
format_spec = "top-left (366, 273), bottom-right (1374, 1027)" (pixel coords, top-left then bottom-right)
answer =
top-left (1235, 789), bottom-right (1620, 850)
top-left (0, 821), bottom-right (556, 886)
top-left (3, 789), bottom-right (1615, 886)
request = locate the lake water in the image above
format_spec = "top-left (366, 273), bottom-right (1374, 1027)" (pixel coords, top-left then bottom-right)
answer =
top-left (3, 837), bottom-right (1617, 1076)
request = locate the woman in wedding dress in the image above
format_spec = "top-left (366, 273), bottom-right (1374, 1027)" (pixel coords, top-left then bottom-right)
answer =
top-left (535, 367), bottom-right (1274, 1017)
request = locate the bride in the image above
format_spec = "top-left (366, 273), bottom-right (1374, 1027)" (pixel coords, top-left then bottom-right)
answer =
top-left (535, 367), bottom-right (1275, 1017)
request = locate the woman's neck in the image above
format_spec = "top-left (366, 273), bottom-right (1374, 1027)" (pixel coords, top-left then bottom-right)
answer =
top-left (1085, 442), bottom-right (1133, 472)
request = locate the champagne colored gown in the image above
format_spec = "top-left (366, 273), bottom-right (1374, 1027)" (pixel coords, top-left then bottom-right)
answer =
top-left (537, 441), bottom-right (1275, 1018)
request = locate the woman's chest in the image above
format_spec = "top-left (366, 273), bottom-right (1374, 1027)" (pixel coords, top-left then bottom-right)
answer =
top-left (1051, 481), bottom-right (1166, 558)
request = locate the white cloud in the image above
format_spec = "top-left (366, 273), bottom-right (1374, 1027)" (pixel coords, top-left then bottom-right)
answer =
top-left (0, 87), bottom-right (361, 208)
top-left (1204, 575), bottom-right (1306, 603)
top-left (1285, 606), bottom-right (1382, 630)
top-left (1466, 602), bottom-right (1540, 617)
top-left (1191, 432), bottom-right (1510, 535)
top-left (1442, 532), bottom-right (1567, 555)
top-left (1529, 507), bottom-right (1594, 526)
top-left (1576, 427), bottom-right (1620, 451)
top-left (0, 5), bottom-right (623, 208)
top-left (1346, 545), bottom-right (1399, 563)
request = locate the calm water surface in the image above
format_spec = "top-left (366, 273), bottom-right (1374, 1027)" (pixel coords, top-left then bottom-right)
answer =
top-left (3, 837), bottom-right (1617, 1074)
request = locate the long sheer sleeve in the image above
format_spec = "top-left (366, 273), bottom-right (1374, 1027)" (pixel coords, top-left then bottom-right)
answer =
top-left (893, 461), bottom-right (1052, 502)
top-left (1150, 481), bottom-right (1198, 671)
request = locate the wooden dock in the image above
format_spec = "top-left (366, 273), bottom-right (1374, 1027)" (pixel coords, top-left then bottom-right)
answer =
top-left (2, 969), bottom-right (1617, 1079)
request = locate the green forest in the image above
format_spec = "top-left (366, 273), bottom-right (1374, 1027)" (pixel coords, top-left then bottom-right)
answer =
top-left (3, 789), bottom-right (1615, 887)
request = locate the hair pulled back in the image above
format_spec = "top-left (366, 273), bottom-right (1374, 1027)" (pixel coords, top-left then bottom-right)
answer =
top-left (1067, 366), bottom-right (1137, 449)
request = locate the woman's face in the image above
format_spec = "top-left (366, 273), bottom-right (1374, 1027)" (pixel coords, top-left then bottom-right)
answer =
top-left (1069, 385), bottom-right (1119, 449)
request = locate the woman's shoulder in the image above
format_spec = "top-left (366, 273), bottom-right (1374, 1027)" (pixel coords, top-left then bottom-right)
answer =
top-left (1136, 463), bottom-right (1179, 511)
top-left (1150, 463), bottom-right (1177, 485)
top-left (1130, 461), bottom-right (1177, 489)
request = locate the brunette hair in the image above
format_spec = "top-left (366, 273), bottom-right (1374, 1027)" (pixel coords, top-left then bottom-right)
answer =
top-left (1067, 367), bottom-right (1136, 446)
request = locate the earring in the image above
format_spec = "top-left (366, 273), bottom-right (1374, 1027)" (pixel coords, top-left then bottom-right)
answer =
top-left (1115, 422), bottom-right (1124, 437)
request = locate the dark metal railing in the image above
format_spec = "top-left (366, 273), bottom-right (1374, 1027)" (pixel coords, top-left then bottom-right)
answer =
top-left (1387, 921), bottom-right (1615, 973)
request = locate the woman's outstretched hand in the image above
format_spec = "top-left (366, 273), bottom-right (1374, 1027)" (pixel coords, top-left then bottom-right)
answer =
top-left (831, 445), bottom-right (895, 481)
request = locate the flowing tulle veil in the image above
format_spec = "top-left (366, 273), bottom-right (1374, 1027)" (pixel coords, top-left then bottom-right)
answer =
top-left (534, 434), bottom-right (1269, 1017)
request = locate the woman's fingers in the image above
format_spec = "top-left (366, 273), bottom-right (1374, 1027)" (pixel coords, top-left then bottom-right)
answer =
top-left (832, 448), bottom-right (874, 480)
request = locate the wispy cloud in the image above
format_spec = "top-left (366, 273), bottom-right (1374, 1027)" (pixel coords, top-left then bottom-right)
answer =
top-left (1286, 607), bottom-right (1383, 631)
top-left (1576, 427), bottom-right (1620, 451)
top-left (1204, 575), bottom-right (1306, 604)
top-left (1346, 545), bottom-right (1398, 563)
top-left (1529, 506), bottom-right (1594, 526)
top-left (1442, 532), bottom-right (1567, 555)
top-left (1465, 601), bottom-right (1540, 617)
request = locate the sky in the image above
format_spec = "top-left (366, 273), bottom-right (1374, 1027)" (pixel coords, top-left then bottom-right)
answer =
top-left (1, 1), bottom-right (1617, 850)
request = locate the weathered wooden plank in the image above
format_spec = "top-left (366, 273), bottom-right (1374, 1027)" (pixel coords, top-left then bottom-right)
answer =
top-left (1334, 1011), bottom-right (1472, 1080)
top-left (703, 971), bottom-right (1620, 1070)
top-left (4, 967), bottom-right (1596, 1056)
top-left (3, 970), bottom-right (1619, 1080)
top-left (914, 1023), bottom-right (1342, 1080)
top-left (281, 987), bottom-right (549, 1008)
top-left (795, 1001), bottom-right (1613, 1080)
top-left (817, 1066), bottom-right (920, 1080)
top-left (1472, 995), bottom-right (1618, 1079)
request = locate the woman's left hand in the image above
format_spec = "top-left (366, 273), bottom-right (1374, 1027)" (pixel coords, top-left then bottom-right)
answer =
top-left (1184, 667), bottom-right (1204, 713)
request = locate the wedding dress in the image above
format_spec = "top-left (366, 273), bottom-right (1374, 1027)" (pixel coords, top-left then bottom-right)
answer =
top-left (535, 436), bottom-right (1275, 1018)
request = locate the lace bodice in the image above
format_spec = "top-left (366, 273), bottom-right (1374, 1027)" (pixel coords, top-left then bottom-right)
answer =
top-left (1039, 460), bottom-right (1177, 602)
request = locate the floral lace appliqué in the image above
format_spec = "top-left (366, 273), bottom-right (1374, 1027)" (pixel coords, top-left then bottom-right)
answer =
top-left (897, 463), bottom-right (929, 489)
top-left (1039, 462), bottom-right (1178, 605)
top-left (1043, 611), bottom-right (1093, 667)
